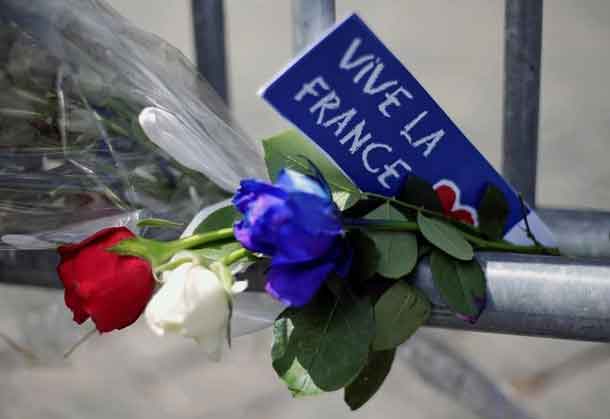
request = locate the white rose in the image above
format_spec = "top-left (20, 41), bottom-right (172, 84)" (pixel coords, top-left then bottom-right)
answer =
top-left (145, 254), bottom-right (246, 360)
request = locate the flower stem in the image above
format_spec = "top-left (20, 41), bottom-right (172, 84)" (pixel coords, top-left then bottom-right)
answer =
top-left (361, 192), bottom-right (487, 237)
top-left (169, 228), bottom-right (235, 252)
top-left (345, 218), bottom-right (419, 232)
top-left (345, 219), bottom-right (560, 256)
top-left (221, 248), bottom-right (252, 266)
top-left (361, 192), bottom-right (442, 219)
top-left (155, 257), bottom-right (192, 274)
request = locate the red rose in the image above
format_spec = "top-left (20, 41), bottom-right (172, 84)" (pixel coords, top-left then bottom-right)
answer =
top-left (57, 227), bottom-right (155, 333)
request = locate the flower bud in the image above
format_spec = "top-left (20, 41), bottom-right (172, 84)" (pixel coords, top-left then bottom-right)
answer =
top-left (144, 254), bottom-right (245, 360)
top-left (57, 227), bottom-right (155, 333)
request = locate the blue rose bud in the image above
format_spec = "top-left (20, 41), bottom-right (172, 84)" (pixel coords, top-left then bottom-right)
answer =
top-left (233, 169), bottom-right (351, 307)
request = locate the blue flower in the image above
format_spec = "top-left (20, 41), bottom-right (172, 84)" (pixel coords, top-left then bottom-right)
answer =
top-left (233, 169), bottom-right (351, 307)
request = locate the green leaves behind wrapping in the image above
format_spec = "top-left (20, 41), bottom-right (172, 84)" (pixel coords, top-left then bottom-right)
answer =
top-left (365, 203), bottom-right (417, 279)
top-left (262, 130), bottom-right (360, 209)
top-left (417, 212), bottom-right (473, 261)
top-left (397, 176), bottom-right (443, 213)
top-left (271, 286), bottom-right (375, 394)
top-left (194, 205), bottom-right (240, 234)
top-left (430, 250), bottom-right (487, 323)
top-left (373, 281), bottom-right (431, 351)
top-left (344, 349), bottom-right (396, 411)
top-left (478, 184), bottom-right (510, 240)
top-left (346, 230), bottom-right (380, 282)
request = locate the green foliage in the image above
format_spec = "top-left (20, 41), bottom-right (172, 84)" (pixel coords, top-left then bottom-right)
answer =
top-left (397, 176), bottom-right (443, 213)
top-left (194, 242), bottom-right (243, 266)
top-left (189, 204), bottom-right (243, 263)
top-left (344, 349), bottom-right (396, 411)
top-left (346, 230), bottom-right (380, 282)
top-left (478, 184), bottom-right (510, 240)
top-left (365, 203), bottom-right (418, 279)
top-left (258, 130), bottom-right (552, 410)
top-left (418, 242), bottom-right (433, 260)
top-left (417, 212), bottom-right (474, 261)
top-left (332, 190), bottom-right (361, 210)
top-left (430, 250), bottom-right (486, 319)
top-left (372, 282), bottom-right (431, 351)
top-left (271, 317), bottom-right (323, 397)
top-left (262, 130), bottom-right (361, 209)
top-left (342, 197), bottom-right (384, 218)
top-left (271, 286), bottom-right (375, 393)
top-left (194, 205), bottom-right (241, 234)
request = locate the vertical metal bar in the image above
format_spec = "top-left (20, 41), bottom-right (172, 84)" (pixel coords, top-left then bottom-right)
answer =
top-left (192, 0), bottom-right (229, 103)
top-left (292, 0), bottom-right (336, 54)
top-left (502, 0), bottom-right (543, 206)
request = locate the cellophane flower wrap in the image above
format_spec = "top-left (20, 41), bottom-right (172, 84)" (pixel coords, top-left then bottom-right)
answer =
top-left (0, 0), bottom-right (266, 250)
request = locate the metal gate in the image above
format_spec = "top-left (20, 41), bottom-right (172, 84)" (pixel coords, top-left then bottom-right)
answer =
top-left (2, 0), bottom-right (610, 342)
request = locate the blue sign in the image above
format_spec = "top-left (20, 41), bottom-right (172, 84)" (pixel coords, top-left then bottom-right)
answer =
top-left (260, 13), bottom-right (554, 245)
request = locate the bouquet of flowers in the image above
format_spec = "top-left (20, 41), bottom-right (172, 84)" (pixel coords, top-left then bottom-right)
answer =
top-left (1, 0), bottom-right (560, 413)
top-left (0, 0), bottom-right (263, 246)
top-left (56, 128), bottom-right (558, 409)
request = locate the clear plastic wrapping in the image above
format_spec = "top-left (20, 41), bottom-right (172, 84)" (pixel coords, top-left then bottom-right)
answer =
top-left (0, 0), bottom-right (266, 247)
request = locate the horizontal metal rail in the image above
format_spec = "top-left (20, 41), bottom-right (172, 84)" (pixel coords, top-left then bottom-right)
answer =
top-left (2, 210), bottom-right (610, 343)
top-left (415, 253), bottom-right (610, 342)
top-left (232, 252), bottom-right (610, 342)
top-left (539, 208), bottom-right (610, 258)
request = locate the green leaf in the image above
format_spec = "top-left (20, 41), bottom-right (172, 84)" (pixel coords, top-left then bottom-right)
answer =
top-left (430, 250), bottom-right (486, 321)
top-left (271, 316), bottom-right (292, 363)
top-left (372, 281), bottom-right (431, 351)
top-left (418, 242), bottom-right (433, 261)
top-left (478, 184), bottom-right (510, 240)
top-left (342, 197), bottom-right (384, 218)
top-left (417, 212), bottom-right (473, 261)
top-left (281, 358), bottom-right (325, 397)
top-left (344, 349), bottom-right (396, 411)
top-left (346, 230), bottom-right (380, 282)
top-left (332, 190), bottom-right (362, 211)
top-left (109, 237), bottom-right (176, 267)
top-left (263, 130), bottom-right (358, 194)
top-left (455, 257), bottom-right (487, 313)
top-left (194, 205), bottom-right (240, 234)
top-left (136, 218), bottom-right (184, 229)
top-left (271, 317), bottom-right (323, 397)
top-left (278, 286), bottom-right (375, 392)
top-left (194, 241), bottom-right (242, 266)
top-left (365, 203), bottom-right (418, 279)
top-left (397, 176), bottom-right (443, 213)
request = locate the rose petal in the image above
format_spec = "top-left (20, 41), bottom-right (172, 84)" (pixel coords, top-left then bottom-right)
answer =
top-left (232, 179), bottom-right (285, 214)
top-left (81, 256), bottom-right (154, 333)
top-left (265, 261), bottom-right (336, 307)
top-left (57, 227), bottom-right (154, 333)
top-left (276, 169), bottom-right (329, 201)
top-left (234, 198), bottom-right (292, 254)
top-left (57, 255), bottom-right (89, 324)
